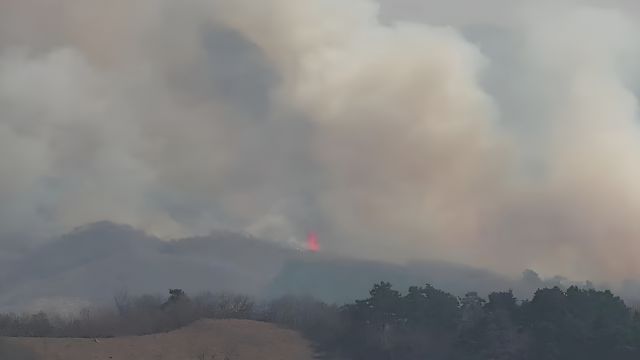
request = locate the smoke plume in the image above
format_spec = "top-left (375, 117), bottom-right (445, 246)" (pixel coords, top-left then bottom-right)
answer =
top-left (2, 0), bottom-right (640, 281)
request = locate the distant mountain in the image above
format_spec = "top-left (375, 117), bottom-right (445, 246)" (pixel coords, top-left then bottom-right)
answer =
top-left (0, 221), bottom-right (594, 312)
top-left (264, 256), bottom-right (527, 304)
top-left (265, 256), bottom-right (425, 303)
top-left (0, 222), bottom-right (301, 312)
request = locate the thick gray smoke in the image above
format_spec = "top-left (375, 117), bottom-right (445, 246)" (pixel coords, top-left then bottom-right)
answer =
top-left (2, 0), bottom-right (640, 282)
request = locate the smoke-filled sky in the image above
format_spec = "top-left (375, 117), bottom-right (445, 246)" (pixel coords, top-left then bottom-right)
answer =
top-left (2, 0), bottom-right (640, 282)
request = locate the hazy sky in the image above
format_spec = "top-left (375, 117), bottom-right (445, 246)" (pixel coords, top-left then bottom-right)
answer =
top-left (2, 0), bottom-right (640, 282)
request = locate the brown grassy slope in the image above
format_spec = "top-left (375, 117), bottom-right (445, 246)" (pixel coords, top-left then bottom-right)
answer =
top-left (4, 319), bottom-right (317, 360)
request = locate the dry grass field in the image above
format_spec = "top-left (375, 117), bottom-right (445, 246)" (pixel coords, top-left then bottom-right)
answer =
top-left (3, 319), bottom-right (316, 360)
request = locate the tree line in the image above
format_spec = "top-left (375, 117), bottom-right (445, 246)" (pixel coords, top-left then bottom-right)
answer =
top-left (2, 282), bottom-right (640, 359)
top-left (326, 282), bottom-right (640, 360)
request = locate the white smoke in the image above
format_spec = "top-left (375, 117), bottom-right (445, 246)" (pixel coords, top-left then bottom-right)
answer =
top-left (1, 0), bottom-right (640, 281)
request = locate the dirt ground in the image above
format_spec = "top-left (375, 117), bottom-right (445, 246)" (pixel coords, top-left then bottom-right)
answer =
top-left (4, 319), bottom-right (317, 360)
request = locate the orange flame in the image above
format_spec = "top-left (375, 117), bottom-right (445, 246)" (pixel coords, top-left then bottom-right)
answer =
top-left (307, 232), bottom-right (320, 252)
